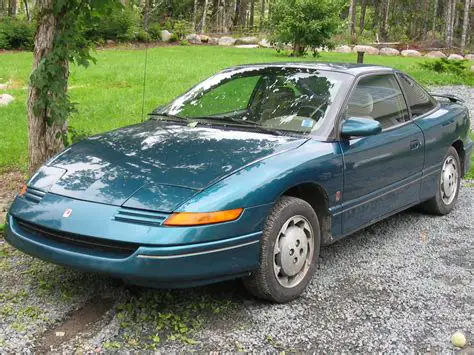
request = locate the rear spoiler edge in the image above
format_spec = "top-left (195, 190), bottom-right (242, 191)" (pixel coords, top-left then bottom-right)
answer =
top-left (430, 93), bottom-right (465, 103)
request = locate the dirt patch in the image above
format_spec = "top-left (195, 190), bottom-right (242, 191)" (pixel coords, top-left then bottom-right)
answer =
top-left (0, 171), bottom-right (25, 224)
top-left (36, 297), bottom-right (115, 353)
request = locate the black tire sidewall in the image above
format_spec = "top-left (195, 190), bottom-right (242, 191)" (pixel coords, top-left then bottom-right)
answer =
top-left (260, 197), bottom-right (321, 303)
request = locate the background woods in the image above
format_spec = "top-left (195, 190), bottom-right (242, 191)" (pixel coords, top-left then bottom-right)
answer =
top-left (0, 0), bottom-right (472, 49)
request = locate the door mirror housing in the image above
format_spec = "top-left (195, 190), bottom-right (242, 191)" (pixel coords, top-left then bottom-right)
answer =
top-left (341, 117), bottom-right (382, 138)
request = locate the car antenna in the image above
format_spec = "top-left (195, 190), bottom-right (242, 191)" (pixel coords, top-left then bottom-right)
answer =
top-left (141, 41), bottom-right (149, 122)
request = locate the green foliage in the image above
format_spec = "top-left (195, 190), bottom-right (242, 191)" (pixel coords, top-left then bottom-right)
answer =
top-left (419, 58), bottom-right (473, 77)
top-left (180, 39), bottom-right (190, 46)
top-left (169, 33), bottom-right (179, 42)
top-left (0, 224), bottom-right (4, 234)
top-left (147, 23), bottom-right (162, 41)
top-left (0, 18), bottom-right (34, 50)
top-left (29, 0), bottom-right (121, 141)
top-left (134, 29), bottom-right (151, 42)
top-left (269, 0), bottom-right (344, 56)
top-left (172, 20), bottom-right (193, 40)
top-left (84, 5), bottom-right (138, 42)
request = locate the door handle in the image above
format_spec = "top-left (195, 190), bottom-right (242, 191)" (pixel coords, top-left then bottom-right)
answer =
top-left (410, 139), bottom-right (421, 150)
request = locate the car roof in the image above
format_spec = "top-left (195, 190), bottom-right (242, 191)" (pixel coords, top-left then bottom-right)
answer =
top-left (228, 62), bottom-right (394, 76)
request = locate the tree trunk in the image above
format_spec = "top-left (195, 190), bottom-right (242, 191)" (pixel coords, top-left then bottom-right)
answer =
top-left (348, 0), bottom-right (356, 40)
top-left (8, 0), bottom-right (16, 16)
top-left (445, 0), bottom-right (453, 47)
top-left (192, 0), bottom-right (199, 32)
top-left (380, 0), bottom-right (390, 41)
top-left (249, 0), bottom-right (255, 30)
top-left (460, 0), bottom-right (470, 49)
top-left (359, 0), bottom-right (367, 34)
top-left (432, 0), bottom-right (438, 35)
top-left (201, 0), bottom-right (209, 33)
top-left (260, 0), bottom-right (265, 30)
top-left (27, 0), bottom-right (68, 173)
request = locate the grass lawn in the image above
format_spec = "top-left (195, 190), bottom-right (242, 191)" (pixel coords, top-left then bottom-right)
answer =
top-left (0, 45), bottom-right (473, 173)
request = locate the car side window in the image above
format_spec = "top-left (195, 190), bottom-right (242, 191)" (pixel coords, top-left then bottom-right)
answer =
top-left (397, 73), bottom-right (437, 118)
top-left (346, 74), bottom-right (409, 130)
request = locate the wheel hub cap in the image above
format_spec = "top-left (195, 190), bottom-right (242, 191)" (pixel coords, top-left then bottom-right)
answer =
top-left (440, 156), bottom-right (458, 205)
top-left (273, 215), bottom-right (314, 288)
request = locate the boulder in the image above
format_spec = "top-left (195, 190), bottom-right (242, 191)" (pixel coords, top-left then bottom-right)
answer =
top-left (258, 39), bottom-right (272, 48)
top-left (425, 51), bottom-right (447, 58)
top-left (218, 36), bottom-right (237, 46)
top-left (379, 47), bottom-right (400, 56)
top-left (106, 40), bottom-right (115, 45)
top-left (0, 94), bottom-right (14, 106)
top-left (235, 36), bottom-right (259, 45)
top-left (448, 53), bottom-right (464, 60)
top-left (0, 83), bottom-right (8, 90)
top-left (160, 30), bottom-right (172, 42)
top-left (465, 54), bottom-right (474, 61)
top-left (401, 49), bottom-right (422, 57)
top-left (199, 35), bottom-right (210, 43)
top-left (185, 34), bottom-right (202, 44)
top-left (235, 44), bottom-right (259, 49)
top-left (208, 37), bottom-right (219, 45)
top-left (334, 45), bottom-right (352, 53)
top-left (352, 45), bottom-right (379, 55)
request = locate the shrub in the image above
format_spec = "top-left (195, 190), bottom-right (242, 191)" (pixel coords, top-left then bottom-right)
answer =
top-left (134, 29), bottom-right (151, 42)
top-left (169, 33), bottom-right (179, 42)
top-left (83, 6), bottom-right (138, 42)
top-left (147, 23), bottom-right (162, 41)
top-left (180, 39), bottom-right (189, 46)
top-left (0, 18), bottom-right (34, 50)
top-left (420, 58), bottom-right (472, 77)
top-left (269, 0), bottom-right (343, 56)
top-left (172, 20), bottom-right (193, 40)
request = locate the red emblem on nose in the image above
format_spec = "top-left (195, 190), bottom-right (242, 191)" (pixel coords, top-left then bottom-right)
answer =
top-left (63, 209), bottom-right (73, 218)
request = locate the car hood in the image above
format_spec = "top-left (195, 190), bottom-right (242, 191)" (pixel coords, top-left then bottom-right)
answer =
top-left (34, 120), bottom-right (306, 210)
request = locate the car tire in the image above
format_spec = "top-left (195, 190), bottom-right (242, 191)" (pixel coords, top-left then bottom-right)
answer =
top-left (420, 147), bottom-right (461, 215)
top-left (243, 196), bottom-right (321, 303)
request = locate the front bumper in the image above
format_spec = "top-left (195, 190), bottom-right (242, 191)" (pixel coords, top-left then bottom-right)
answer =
top-left (5, 213), bottom-right (262, 287)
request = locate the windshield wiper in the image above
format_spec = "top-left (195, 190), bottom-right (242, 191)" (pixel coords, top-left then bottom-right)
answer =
top-left (149, 113), bottom-right (189, 122)
top-left (191, 116), bottom-right (262, 126)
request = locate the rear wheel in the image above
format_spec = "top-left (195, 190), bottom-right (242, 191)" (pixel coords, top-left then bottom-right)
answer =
top-left (421, 147), bottom-right (461, 215)
top-left (243, 196), bottom-right (320, 303)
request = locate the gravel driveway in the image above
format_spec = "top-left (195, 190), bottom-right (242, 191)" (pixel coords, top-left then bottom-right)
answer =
top-left (0, 86), bottom-right (473, 352)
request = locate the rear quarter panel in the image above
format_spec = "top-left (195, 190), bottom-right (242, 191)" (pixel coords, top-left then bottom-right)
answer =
top-left (414, 102), bottom-right (471, 201)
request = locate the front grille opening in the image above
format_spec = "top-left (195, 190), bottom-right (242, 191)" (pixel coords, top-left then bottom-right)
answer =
top-left (15, 218), bottom-right (139, 258)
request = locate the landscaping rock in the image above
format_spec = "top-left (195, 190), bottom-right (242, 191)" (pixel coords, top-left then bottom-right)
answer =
top-left (465, 54), bottom-right (474, 61)
top-left (448, 53), bottom-right (464, 60)
top-left (471, 65), bottom-right (474, 73)
top-left (0, 83), bottom-right (8, 90)
top-left (379, 47), bottom-right (400, 56)
top-left (258, 39), bottom-right (272, 48)
top-left (235, 36), bottom-right (259, 45)
top-left (185, 34), bottom-right (202, 44)
top-left (334, 45), bottom-right (352, 53)
top-left (425, 50), bottom-right (447, 58)
top-left (208, 37), bottom-right (219, 45)
top-left (401, 49), bottom-right (422, 57)
top-left (160, 30), bottom-right (172, 42)
top-left (235, 44), bottom-right (259, 49)
top-left (352, 45), bottom-right (379, 55)
top-left (218, 36), bottom-right (237, 46)
top-left (0, 94), bottom-right (14, 106)
top-left (198, 35), bottom-right (209, 43)
top-left (106, 40), bottom-right (115, 45)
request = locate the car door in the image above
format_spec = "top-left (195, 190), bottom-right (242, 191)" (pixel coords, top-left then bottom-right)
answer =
top-left (339, 73), bottom-right (425, 234)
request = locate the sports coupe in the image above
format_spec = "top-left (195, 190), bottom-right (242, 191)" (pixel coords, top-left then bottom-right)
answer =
top-left (5, 63), bottom-right (472, 303)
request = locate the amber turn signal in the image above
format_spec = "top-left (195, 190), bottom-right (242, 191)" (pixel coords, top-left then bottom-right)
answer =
top-left (18, 184), bottom-right (27, 197)
top-left (163, 208), bottom-right (243, 226)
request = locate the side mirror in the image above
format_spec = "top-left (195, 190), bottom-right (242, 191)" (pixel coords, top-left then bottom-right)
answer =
top-left (341, 117), bottom-right (382, 138)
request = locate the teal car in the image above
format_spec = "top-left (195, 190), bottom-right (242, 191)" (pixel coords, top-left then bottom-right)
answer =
top-left (5, 63), bottom-right (472, 303)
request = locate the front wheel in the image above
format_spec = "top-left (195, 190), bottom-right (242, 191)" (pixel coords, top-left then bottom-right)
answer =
top-left (243, 196), bottom-right (321, 303)
top-left (421, 146), bottom-right (461, 215)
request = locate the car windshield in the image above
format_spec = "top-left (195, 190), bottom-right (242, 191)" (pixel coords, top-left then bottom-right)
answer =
top-left (154, 67), bottom-right (348, 134)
